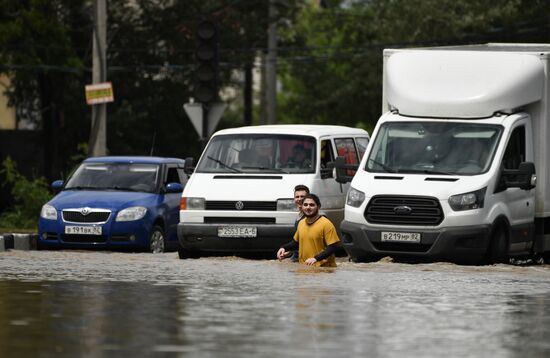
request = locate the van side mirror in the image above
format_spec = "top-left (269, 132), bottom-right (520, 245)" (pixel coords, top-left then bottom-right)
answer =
top-left (334, 156), bottom-right (357, 184)
top-left (184, 157), bottom-right (195, 175)
top-left (501, 162), bottom-right (536, 191)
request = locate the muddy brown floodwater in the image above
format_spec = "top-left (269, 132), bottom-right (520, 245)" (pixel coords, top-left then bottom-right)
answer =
top-left (0, 250), bottom-right (549, 358)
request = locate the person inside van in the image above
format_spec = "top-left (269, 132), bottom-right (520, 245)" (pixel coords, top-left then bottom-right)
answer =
top-left (277, 194), bottom-right (341, 267)
top-left (287, 144), bottom-right (312, 169)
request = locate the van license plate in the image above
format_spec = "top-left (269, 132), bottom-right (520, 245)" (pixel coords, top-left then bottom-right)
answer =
top-left (218, 226), bottom-right (257, 238)
top-left (381, 231), bottom-right (421, 243)
top-left (65, 226), bottom-right (102, 235)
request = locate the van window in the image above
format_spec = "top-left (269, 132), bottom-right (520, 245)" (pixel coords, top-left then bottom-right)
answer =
top-left (335, 138), bottom-right (359, 175)
top-left (356, 137), bottom-right (369, 159)
top-left (320, 139), bottom-right (335, 168)
top-left (196, 134), bottom-right (316, 174)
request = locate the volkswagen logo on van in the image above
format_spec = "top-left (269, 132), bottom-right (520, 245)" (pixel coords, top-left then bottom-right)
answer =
top-left (394, 205), bottom-right (412, 215)
top-left (235, 201), bottom-right (244, 210)
top-left (80, 207), bottom-right (92, 216)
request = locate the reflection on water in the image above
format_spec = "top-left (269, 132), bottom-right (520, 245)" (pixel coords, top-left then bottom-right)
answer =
top-left (0, 251), bottom-right (549, 357)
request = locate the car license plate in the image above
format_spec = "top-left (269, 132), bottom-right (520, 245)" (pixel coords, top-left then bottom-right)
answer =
top-left (65, 226), bottom-right (102, 235)
top-left (381, 231), bottom-right (421, 243)
top-left (218, 226), bottom-right (257, 238)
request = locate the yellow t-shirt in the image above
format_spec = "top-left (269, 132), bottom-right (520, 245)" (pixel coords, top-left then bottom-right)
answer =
top-left (293, 216), bottom-right (340, 267)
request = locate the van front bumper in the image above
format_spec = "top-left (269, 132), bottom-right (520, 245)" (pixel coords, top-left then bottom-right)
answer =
top-left (340, 220), bottom-right (491, 263)
top-left (178, 222), bottom-right (295, 254)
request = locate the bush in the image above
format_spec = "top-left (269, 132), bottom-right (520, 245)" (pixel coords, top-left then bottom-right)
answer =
top-left (0, 157), bottom-right (52, 230)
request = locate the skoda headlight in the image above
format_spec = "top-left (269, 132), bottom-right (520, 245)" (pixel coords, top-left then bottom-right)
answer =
top-left (448, 187), bottom-right (487, 211)
top-left (347, 187), bottom-right (366, 208)
top-left (116, 206), bottom-right (147, 221)
top-left (180, 197), bottom-right (205, 210)
top-left (40, 204), bottom-right (57, 220)
top-left (277, 199), bottom-right (298, 211)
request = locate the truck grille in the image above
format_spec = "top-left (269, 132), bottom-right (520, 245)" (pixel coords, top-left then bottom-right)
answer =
top-left (62, 210), bottom-right (111, 223)
top-left (365, 195), bottom-right (443, 226)
top-left (205, 201), bottom-right (277, 211)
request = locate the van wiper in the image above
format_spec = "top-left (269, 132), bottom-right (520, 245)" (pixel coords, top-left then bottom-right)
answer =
top-left (368, 159), bottom-right (396, 173)
top-left (241, 166), bottom-right (289, 173)
top-left (406, 169), bottom-right (453, 175)
top-left (104, 186), bottom-right (140, 191)
top-left (207, 156), bottom-right (242, 173)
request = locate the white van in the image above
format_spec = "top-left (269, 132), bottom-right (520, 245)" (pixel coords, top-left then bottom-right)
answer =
top-left (177, 124), bottom-right (369, 258)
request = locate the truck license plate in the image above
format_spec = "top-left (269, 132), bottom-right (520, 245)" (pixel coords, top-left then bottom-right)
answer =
top-left (65, 226), bottom-right (102, 235)
top-left (381, 231), bottom-right (421, 243)
top-left (218, 226), bottom-right (257, 238)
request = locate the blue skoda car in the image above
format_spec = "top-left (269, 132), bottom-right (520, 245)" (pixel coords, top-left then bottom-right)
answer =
top-left (38, 156), bottom-right (188, 253)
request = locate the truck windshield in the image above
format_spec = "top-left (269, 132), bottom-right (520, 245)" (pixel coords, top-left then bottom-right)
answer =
top-left (196, 134), bottom-right (316, 174)
top-left (65, 163), bottom-right (160, 192)
top-left (366, 122), bottom-right (503, 175)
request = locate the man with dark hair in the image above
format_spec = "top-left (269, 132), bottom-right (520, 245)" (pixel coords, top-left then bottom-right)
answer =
top-left (288, 184), bottom-right (310, 262)
top-left (287, 144), bottom-right (312, 168)
top-left (277, 193), bottom-right (341, 267)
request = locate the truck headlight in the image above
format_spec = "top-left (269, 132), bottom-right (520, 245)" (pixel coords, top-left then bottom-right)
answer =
top-left (448, 187), bottom-right (487, 211)
top-left (116, 206), bottom-right (147, 221)
top-left (40, 204), bottom-right (57, 220)
top-left (180, 197), bottom-right (205, 210)
top-left (277, 199), bottom-right (298, 211)
top-left (347, 187), bottom-right (366, 208)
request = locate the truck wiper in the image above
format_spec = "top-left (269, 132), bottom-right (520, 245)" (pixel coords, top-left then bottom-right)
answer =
top-left (368, 159), bottom-right (397, 173)
top-left (406, 168), bottom-right (453, 176)
top-left (207, 156), bottom-right (242, 173)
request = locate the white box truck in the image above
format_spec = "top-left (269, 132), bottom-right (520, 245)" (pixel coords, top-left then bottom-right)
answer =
top-left (178, 124), bottom-right (369, 259)
top-left (337, 43), bottom-right (550, 264)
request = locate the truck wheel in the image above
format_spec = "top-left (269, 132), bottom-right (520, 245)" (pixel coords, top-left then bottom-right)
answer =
top-left (486, 225), bottom-right (508, 264)
top-left (178, 246), bottom-right (199, 259)
top-left (351, 255), bottom-right (379, 263)
top-left (149, 226), bottom-right (165, 253)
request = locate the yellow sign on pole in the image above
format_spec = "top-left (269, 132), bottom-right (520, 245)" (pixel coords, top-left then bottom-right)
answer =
top-left (85, 82), bottom-right (114, 105)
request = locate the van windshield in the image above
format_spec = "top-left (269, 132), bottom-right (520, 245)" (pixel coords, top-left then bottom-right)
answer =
top-left (196, 134), bottom-right (316, 174)
top-left (366, 122), bottom-right (503, 175)
top-left (65, 163), bottom-right (160, 192)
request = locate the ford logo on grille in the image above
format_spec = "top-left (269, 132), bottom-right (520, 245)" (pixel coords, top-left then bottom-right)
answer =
top-left (394, 205), bottom-right (412, 215)
top-left (80, 207), bottom-right (92, 216)
top-left (235, 201), bottom-right (244, 210)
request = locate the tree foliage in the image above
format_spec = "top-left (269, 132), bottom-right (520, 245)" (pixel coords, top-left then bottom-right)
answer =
top-left (278, 0), bottom-right (550, 132)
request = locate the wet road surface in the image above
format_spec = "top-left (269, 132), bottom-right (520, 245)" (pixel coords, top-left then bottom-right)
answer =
top-left (0, 251), bottom-right (549, 357)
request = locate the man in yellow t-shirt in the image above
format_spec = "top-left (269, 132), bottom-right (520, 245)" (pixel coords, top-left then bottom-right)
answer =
top-left (277, 194), bottom-right (341, 267)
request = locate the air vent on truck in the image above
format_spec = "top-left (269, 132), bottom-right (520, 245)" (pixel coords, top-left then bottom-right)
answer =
top-left (365, 195), bottom-right (443, 226)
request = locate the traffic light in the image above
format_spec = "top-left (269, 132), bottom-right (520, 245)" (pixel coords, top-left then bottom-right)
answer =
top-left (194, 20), bottom-right (219, 105)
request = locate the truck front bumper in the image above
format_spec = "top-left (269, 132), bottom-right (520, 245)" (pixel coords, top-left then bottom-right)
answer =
top-left (340, 220), bottom-right (491, 263)
top-left (178, 223), bottom-right (295, 254)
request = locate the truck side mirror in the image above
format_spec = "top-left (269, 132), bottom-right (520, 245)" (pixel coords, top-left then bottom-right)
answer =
top-left (184, 157), bottom-right (195, 175)
top-left (334, 156), bottom-right (357, 184)
top-left (501, 162), bottom-right (536, 191)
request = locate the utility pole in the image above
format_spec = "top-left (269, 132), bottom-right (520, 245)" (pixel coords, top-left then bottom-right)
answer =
top-left (266, 0), bottom-right (277, 124)
top-left (89, 0), bottom-right (107, 156)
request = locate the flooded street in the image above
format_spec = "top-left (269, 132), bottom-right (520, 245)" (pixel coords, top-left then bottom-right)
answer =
top-left (0, 251), bottom-right (549, 357)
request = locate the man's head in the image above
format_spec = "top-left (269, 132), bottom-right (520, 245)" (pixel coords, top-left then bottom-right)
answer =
top-left (292, 144), bottom-right (307, 163)
top-left (302, 193), bottom-right (321, 217)
top-left (293, 184), bottom-right (310, 209)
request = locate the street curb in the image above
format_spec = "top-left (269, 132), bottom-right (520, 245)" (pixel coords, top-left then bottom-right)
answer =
top-left (0, 233), bottom-right (38, 251)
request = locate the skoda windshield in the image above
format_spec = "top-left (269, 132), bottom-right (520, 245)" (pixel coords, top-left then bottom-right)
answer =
top-left (366, 121), bottom-right (503, 175)
top-left (196, 134), bottom-right (316, 174)
top-left (64, 163), bottom-right (160, 192)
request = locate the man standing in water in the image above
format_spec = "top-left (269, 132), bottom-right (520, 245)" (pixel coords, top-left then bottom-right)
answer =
top-left (289, 184), bottom-right (310, 261)
top-left (277, 194), bottom-right (341, 267)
